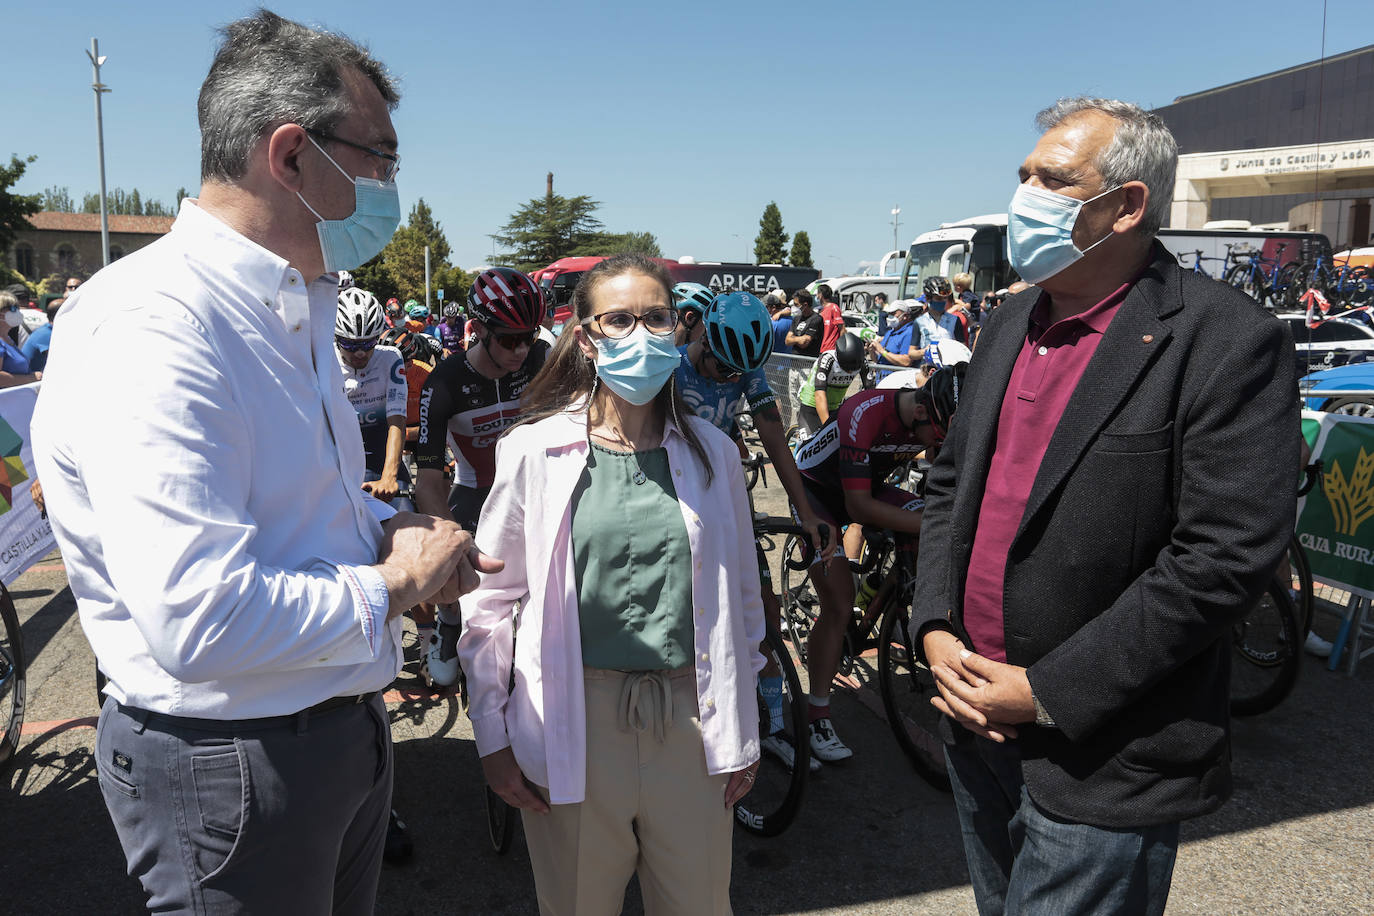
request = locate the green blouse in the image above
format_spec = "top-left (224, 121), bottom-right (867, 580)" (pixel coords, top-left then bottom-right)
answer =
top-left (571, 442), bottom-right (694, 670)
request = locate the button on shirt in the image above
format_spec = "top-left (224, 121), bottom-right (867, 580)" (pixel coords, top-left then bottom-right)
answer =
top-left (962, 284), bottom-right (1128, 662)
top-left (30, 199), bottom-right (398, 718)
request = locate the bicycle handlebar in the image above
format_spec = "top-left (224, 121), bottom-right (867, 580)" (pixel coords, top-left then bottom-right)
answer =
top-left (1297, 460), bottom-right (1323, 497)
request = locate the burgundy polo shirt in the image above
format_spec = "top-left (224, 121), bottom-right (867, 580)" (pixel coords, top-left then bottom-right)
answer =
top-left (962, 283), bottom-right (1129, 663)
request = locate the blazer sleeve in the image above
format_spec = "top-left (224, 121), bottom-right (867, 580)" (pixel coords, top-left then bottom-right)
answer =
top-left (912, 412), bottom-right (963, 652)
top-left (457, 432), bottom-right (531, 757)
top-left (1027, 314), bottom-right (1299, 741)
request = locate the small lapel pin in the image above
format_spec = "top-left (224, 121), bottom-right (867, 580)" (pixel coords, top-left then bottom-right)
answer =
top-left (1142, 334), bottom-right (1154, 343)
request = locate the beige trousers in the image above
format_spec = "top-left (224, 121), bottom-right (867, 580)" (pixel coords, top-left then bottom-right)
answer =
top-left (521, 666), bottom-right (734, 916)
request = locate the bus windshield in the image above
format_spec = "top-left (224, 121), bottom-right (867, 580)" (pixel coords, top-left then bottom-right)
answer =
top-left (899, 240), bottom-right (969, 299)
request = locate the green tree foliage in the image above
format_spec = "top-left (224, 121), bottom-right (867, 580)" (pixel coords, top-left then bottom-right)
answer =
top-left (789, 230), bottom-right (814, 269)
top-left (354, 197), bottom-right (468, 308)
top-left (0, 155), bottom-right (41, 256)
top-left (492, 191), bottom-right (605, 271)
top-left (41, 186), bottom-right (76, 212)
top-left (567, 230), bottom-right (662, 259)
top-left (754, 201), bottom-right (788, 265)
top-left (79, 187), bottom-right (175, 216)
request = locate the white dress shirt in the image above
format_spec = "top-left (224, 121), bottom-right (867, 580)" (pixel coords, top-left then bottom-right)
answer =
top-left (31, 200), bottom-right (400, 718)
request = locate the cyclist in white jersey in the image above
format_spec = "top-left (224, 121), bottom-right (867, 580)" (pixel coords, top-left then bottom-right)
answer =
top-left (335, 288), bottom-right (409, 508)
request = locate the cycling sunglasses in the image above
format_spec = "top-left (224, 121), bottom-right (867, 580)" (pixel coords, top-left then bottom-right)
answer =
top-left (336, 337), bottom-right (378, 352)
top-left (491, 330), bottom-right (538, 351)
top-left (702, 345), bottom-right (742, 381)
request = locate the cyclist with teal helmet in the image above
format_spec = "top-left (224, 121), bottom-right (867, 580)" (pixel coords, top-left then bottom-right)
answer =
top-left (676, 290), bottom-right (833, 771)
top-left (672, 281), bottom-right (714, 345)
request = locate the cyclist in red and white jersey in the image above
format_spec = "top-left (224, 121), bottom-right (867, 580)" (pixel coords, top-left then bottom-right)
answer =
top-left (335, 288), bottom-right (409, 507)
top-left (790, 364), bottom-right (965, 761)
top-left (415, 267), bottom-right (549, 686)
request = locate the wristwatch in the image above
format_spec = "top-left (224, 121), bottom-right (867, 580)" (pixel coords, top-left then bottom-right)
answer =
top-left (1032, 691), bottom-right (1056, 728)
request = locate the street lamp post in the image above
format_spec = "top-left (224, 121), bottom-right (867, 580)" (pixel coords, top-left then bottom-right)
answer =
top-left (86, 38), bottom-right (112, 268)
top-left (890, 205), bottom-right (901, 253)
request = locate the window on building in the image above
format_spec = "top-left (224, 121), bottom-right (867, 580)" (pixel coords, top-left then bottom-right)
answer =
top-left (13, 243), bottom-right (35, 280)
top-left (55, 244), bottom-right (78, 275)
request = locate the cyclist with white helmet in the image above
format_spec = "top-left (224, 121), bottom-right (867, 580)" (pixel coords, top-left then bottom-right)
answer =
top-left (434, 302), bottom-right (465, 356)
top-left (336, 269), bottom-right (355, 290)
top-left (415, 267), bottom-right (550, 687)
top-left (796, 332), bottom-right (875, 438)
top-left (676, 290), bottom-right (833, 771)
top-left (671, 281), bottom-right (714, 346)
top-left (335, 287), bottom-right (409, 506)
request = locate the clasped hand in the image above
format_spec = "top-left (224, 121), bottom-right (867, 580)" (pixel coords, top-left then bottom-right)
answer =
top-left (922, 630), bottom-right (1036, 742)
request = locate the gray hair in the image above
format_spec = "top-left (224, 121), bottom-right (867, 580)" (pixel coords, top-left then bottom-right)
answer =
top-left (0, 292), bottom-right (17, 311)
top-left (198, 9), bottom-right (400, 182)
top-left (1035, 98), bottom-right (1177, 237)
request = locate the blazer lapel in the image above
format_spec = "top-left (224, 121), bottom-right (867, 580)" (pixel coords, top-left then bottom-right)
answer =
top-left (1014, 254), bottom-right (1177, 543)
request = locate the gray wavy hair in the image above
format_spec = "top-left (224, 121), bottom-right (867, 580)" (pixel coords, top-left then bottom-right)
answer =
top-left (1035, 98), bottom-right (1178, 237)
top-left (198, 9), bottom-right (399, 183)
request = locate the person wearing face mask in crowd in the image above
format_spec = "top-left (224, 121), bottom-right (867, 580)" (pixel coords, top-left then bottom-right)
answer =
top-left (0, 292), bottom-right (41, 387)
top-left (913, 97), bottom-right (1297, 916)
top-left (414, 267), bottom-right (550, 689)
top-left (30, 12), bottom-right (490, 912)
top-left (867, 297), bottom-right (920, 382)
top-left (459, 253), bottom-right (763, 915)
top-left (767, 289), bottom-right (793, 352)
top-left (915, 276), bottom-right (970, 348)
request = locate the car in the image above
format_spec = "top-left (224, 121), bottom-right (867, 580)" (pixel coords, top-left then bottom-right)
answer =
top-left (1275, 311), bottom-right (1374, 378)
top-left (1301, 361), bottom-right (1374, 417)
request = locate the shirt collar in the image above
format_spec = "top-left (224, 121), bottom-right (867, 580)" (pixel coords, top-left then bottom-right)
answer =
top-left (172, 198), bottom-right (335, 300)
top-left (1029, 280), bottom-right (1131, 337)
top-left (555, 395), bottom-right (687, 446)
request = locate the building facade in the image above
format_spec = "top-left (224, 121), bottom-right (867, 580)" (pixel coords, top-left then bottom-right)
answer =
top-left (7, 212), bottom-right (174, 284)
top-left (1155, 44), bottom-right (1374, 249)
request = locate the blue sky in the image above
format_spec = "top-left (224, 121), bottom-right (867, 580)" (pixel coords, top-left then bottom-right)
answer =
top-left (11, 1), bottom-right (1373, 276)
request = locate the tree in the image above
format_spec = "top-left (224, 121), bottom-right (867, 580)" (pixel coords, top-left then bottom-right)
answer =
top-left (567, 230), bottom-right (662, 259)
top-left (354, 196), bottom-right (465, 307)
top-left (790, 230), bottom-right (814, 269)
top-left (492, 190), bottom-right (605, 271)
top-left (41, 186), bottom-right (76, 212)
top-left (754, 201), bottom-right (788, 265)
top-left (80, 187), bottom-right (175, 216)
top-left (0, 155), bottom-right (41, 257)
top-left (407, 199), bottom-right (450, 265)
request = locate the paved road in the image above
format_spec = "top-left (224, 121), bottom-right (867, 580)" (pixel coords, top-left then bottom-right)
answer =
top-left (2, 472), bottom-right (1372, 914)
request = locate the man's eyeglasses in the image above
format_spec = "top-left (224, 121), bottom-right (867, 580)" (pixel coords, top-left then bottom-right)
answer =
top-left (581, 308), bottom-right (677, 340)
top-left (304, 127), bottom-right (401, 182)
top-left (335, 337), bottom-right (378, 353)
top-left (491, 330), bottom-right (538, 351)
top-left (65, 283), bottom-right (80, 290)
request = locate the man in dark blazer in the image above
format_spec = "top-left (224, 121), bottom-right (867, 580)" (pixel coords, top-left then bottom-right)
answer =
top-left (914, 98), bottom-right (1298, 915)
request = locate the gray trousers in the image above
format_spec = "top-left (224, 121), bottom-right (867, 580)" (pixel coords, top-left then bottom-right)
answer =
top-left (96, 694), bottom-right (393, 915)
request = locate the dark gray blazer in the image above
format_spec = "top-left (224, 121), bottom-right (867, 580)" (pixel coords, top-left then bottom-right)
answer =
top-left (914, 242), bottom-right (1299, 828)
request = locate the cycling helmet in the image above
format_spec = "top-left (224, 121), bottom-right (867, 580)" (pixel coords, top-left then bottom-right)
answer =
top-left (386, 297), bottom-right (402, 317)
top-left (703, 291), bottom-right (774, 373)
top-left (407, 301), bottom-right (429, 320)
top-left (467, 267), bottom-right (544, 332)
top-left (442, 302), bottom-right (461, 320)
top-left (336, 269), bottom-right (354, 290)
top-left (921, 339), bottom-right (973, 370)
top-left (381, 326), bottom-right (423, 361)
top-left (923, 276), bottom-right (952, 299)
top-left (672, 282), bottom-right (715, 318)
top-left (336, 287), bottom-right (385, 340)
top-left (920, 362), bottom-right (966, 440)
top-left (835, 332), bottom-right (865, 372)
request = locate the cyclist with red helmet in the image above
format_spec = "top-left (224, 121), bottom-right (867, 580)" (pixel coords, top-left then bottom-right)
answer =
top-left (790, 364), bottom-right (966, 762)
top-left (415, 267), bottom-right (550, 686)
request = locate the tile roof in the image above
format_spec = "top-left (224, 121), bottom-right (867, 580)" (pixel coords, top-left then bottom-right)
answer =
top-left (26, 211), bottom-right (176, 235)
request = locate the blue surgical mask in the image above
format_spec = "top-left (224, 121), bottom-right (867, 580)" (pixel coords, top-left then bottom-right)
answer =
top-left (1007, 183), bottom-right (1120, 285)
top-left (592, 328), bottom-right (681, 406)
top-left (298, 136), bottom-right (401, 272)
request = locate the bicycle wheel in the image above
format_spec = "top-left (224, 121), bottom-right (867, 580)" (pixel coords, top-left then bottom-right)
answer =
top-left (485, 785), bottom-right (516, 854)
top-left (779, 533), bottom-right (820, 668)
top-left (1229, 578), bottom-right (1301, 717)
top-left (0, 585), bottom-right (26, 772)
top-left (1225, 264), bottom-right (1265, 303)
top-left (876, 603), bottom-right (950, 791)
top-left (1275, 261), bottom-right (1305, 309)
top-left (734, 627), bottom-right (810, 837)
top-left (1285, 536), bottom-right (1314, 637)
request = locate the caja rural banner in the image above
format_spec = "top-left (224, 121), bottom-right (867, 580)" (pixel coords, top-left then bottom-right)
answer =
top-left (1297, 409), bottom-right (1374, 599)
top-left (0, 383), bottom-right (56, 585)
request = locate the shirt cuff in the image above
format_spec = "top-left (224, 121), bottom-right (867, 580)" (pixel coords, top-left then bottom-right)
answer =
top-left (470, 709), bottom-right (512, 758)
top-left (342, 563), bottom-right (391, 656)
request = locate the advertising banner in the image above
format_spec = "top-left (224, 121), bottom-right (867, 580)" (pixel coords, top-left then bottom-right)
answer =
top-left (0, 383), bottom-right (56, 585)
top-left (1297, 410), bottom-right (1374, 599)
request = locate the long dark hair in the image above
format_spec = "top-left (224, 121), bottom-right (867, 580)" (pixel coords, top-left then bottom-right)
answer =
top-left (519, 253), bottom-right (715, 486)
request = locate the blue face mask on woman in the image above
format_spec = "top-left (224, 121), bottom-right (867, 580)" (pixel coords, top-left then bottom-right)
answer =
top-left (592, 327), bottom-right (680, 406)
top-left (1007, 183), bottom-right (1120, 285)
top-left (297, 136), bottom-right (401, 272)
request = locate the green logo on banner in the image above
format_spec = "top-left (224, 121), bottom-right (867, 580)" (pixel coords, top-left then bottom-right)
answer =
top-left (1297, 417), bottom-right (1374, 595)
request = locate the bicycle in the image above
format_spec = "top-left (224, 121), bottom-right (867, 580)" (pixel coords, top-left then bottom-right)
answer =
top-left (1229, 578), bottom-right (1302, 717)
top-left (778, 522), bottom-right (950, 790)
top-left (1295, 255), bottom-right (1373, 309)
top-left (1224, 242), bottom-right (1299, 308)
top-left (1181, 248), bottom-right (1232, 280)
top-left (1, 581), bottom-right (26, 774)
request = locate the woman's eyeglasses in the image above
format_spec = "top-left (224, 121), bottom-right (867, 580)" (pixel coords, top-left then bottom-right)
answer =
top-left (581, 308), bottom-right (677, 340)
top-left (335, 337), bottom-right (378, 352)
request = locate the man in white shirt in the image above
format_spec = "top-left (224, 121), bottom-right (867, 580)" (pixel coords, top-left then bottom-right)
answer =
top-left (30, 12), bottom-right (497, 913)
